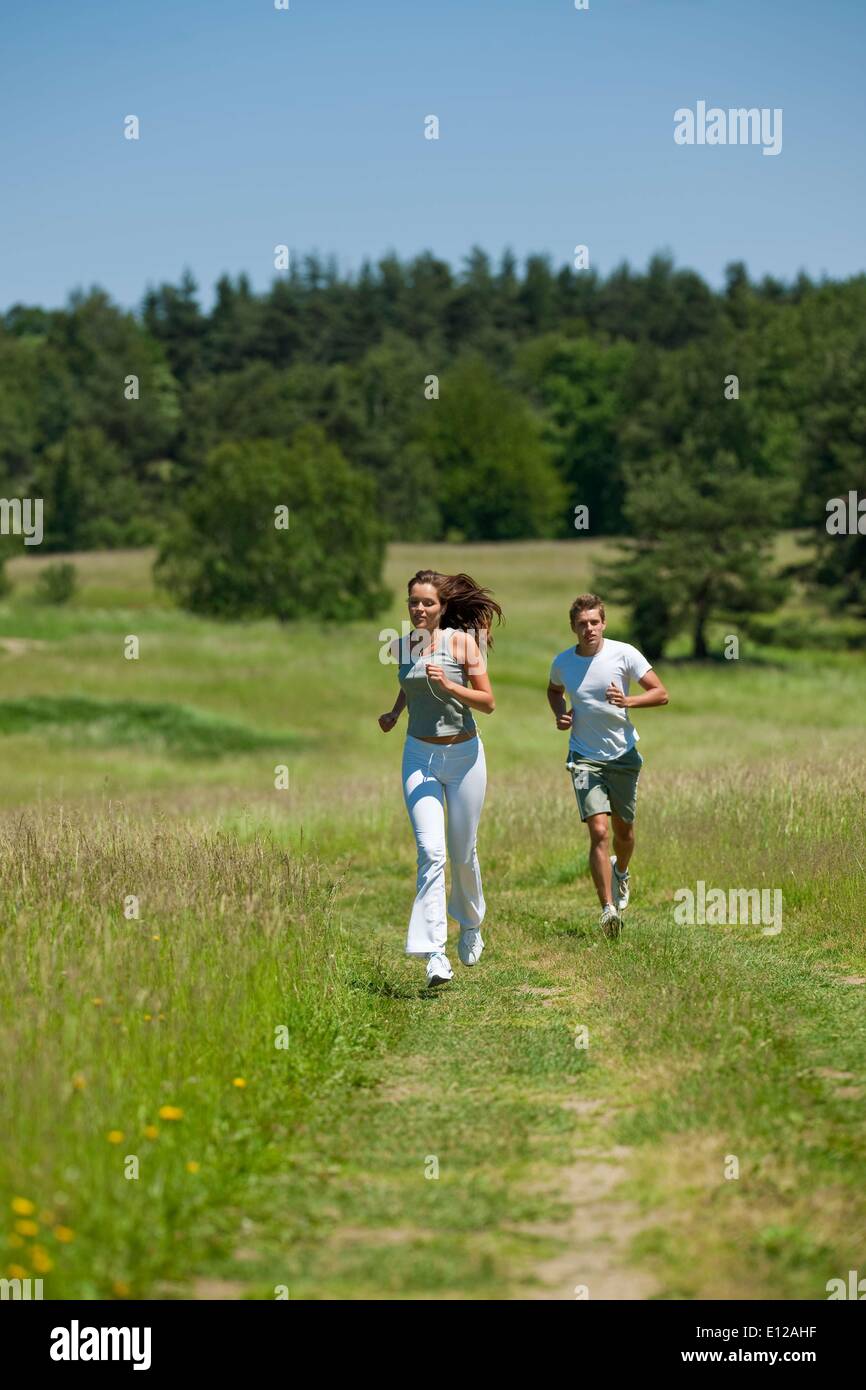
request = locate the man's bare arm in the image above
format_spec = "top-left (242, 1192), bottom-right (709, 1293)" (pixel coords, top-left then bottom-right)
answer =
top-left (606, 670), bottom-right (669, 709)
top-left (547, 682), bottom-right (565, 714)
top-left (547, 682), bottom-right (573, 729)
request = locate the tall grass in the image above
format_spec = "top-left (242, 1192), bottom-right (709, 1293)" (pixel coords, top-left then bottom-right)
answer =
top-left (0, 809), bottom-right (395, 1297)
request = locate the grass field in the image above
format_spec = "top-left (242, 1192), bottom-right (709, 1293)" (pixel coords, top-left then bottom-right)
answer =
top-left (2, 540), bottom-right (865, 1300)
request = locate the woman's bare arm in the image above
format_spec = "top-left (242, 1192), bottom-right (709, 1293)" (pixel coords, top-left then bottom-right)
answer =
top-left (427, 630), bottom-right (495, 714)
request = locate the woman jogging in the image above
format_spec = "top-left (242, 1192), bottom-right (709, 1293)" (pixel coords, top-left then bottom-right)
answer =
top-left (379, 570), bottom-right (502, 986)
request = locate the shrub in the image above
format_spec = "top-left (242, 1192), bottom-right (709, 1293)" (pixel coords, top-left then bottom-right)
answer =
top-left (34, 561), bottom-right (77, 605)
top-left (154, 424), bottom-right (390, 621)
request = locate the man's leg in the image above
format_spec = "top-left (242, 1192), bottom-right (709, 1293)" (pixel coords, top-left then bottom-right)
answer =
top-left (611, 812), bottom-right (635, 875)
top-left (586, 812), bottom-right (614, 907)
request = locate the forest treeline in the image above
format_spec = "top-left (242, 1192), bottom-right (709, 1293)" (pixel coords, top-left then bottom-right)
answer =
top-left (1, 249), bottom-right (863, 651)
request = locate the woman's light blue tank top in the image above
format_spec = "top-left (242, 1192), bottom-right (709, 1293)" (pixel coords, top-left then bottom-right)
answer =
top-left (398, 627), bottom-right (477, 739)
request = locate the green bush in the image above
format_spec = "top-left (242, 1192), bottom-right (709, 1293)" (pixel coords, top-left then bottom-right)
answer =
top-left (34, 561), bottom-right (77, 605)
top-left (743, 612), bottom-right (866, 651)
top-left (154, 425), bottom-right (390, 621)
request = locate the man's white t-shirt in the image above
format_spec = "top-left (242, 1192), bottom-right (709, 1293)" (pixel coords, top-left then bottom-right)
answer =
top-left (549, 638), bottom-right (652, 761)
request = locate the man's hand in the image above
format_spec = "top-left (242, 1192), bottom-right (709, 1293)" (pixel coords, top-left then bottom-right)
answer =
top-left (378, 711), bottom-right (399, 732)
top-left (606, 681), bottom-right (629, 708)
top-left (547, 682), bottom-right (572, 729)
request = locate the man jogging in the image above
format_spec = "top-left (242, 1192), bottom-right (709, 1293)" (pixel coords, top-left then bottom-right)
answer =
top-left (547, 593), bottom-right (669, 937)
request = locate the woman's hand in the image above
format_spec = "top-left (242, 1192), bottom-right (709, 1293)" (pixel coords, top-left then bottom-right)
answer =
top-left (378, 711), bottom-right (399, 732)
top-left (425, 663), bottom-right (454, 694)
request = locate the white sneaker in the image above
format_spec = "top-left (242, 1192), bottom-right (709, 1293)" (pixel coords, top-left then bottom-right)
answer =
top-left (610, 855), bottom-right (630, 912)
top-left (600, 904), bottom-right (622, 939)
top-left (426, 952), bottom-right (454, 986)
top-left (458, 928), bottom-right (484, 966)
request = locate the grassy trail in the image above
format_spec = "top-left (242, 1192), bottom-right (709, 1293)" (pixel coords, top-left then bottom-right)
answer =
top-left (178, 863), bottom-right (646, 1302)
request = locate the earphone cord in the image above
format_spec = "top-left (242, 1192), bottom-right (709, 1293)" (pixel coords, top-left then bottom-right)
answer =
top-left (425, 671), bottom-right (448, 704)
top-left (423, 630), bottom-right (451, 705)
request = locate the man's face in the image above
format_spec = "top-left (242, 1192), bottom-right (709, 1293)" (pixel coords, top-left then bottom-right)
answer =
top-left (573, 608), bottom-right (606, 653)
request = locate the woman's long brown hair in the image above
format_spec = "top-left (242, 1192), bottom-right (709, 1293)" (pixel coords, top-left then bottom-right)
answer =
top-left (408, 570), bottom-right (504, 649)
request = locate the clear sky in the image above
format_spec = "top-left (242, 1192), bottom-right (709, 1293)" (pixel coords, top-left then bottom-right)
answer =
top-left (1, 0), bottom-right (863, 313)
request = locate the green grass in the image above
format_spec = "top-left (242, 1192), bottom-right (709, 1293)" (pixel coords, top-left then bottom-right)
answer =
top-left (1, 538), bottom-right (864, 1300)
top-left (0, 695), bottom-right (300, 757)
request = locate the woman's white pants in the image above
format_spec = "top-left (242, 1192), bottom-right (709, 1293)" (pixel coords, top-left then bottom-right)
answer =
top-left (401, 734), bottom-right (487, 957)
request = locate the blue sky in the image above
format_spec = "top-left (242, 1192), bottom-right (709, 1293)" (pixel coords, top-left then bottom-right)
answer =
top-left (1, 0), bottom-right (863, 313)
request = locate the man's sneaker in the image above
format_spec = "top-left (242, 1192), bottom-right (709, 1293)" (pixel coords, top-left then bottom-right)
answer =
top-left (458, 928), bottom-right (484, 966)
top-left (600, 904), bottom-right (622, 939)
top-left (426, 952), bottom-right (454, 986)
top-left (610, 855), bottom-right (630, 913)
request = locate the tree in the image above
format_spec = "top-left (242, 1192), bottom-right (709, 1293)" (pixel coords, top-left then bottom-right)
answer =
top-left (352, 331), bottom-right (440, 538)
top-left (399, 251), bottom-right (454, 348)
top-left (516, 333), bottom-right (636, 534)
top-left (596, 253), bottom-right (720, 348)
top-left (0, 331), bottom-right (44, 483)
top-left (204, 273), bottom-right (267, 373)
top-left (599, 339), bottom-right (794, 657)
top-left (154, 425), bottom-right (390, 621)
top-left (49, 288), bottom-right (180, 471)
top-left (140, 269), bottom-right (206, 384)
top-left (598, 453), bottom-right (792, 659)
top-left (179, 358), bottom-right (365, 475)
top-left (419, 354), bottom-right (565, 540)
top-left (34, 425), bottom-right (147, 551)
top-left (797, 320), bottom-right (866, 618)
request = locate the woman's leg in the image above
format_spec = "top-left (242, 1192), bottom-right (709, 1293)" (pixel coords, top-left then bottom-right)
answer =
top-left (402, 742), bottom-right (448, 957)
top-left (443, 741), bottom-right (487, 928)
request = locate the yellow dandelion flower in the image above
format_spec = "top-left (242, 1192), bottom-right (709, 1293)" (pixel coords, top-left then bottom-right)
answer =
top-left (11, 1197), bottom-right (35, 1216)
top-left (185, 1161), bottom-right (200, 1173)
top-left (53, 1226), bottom-right (75, 1244)
top-left (8, 1234), bottom-right (24, 1249)
top-left (8, 1264), bottom-right (28, 1279)
top-left (72, 1074), bottom-right (86, 1091)
top-left (14, 1219), bottom-right (38, 1237)
top-left (31, 1246), bottom-right (53, 1273)
top-left (113, 1279), bottom-right (131, 1297)
top-left (92, 997), bottom-right (103, 1006)
top-left (158, 1105), bottom-right (183, 1121)
top-left (143, 1125), bottom-right (159, 1140)
top-left (151, 935), bottom-right (160, 941)
top-left (232, 1077), bottom-right (247, 1089)
top-left (143, 1013), bottom-right (152, 1022)
top-left (107, 1130), bottom-right (124, 1144)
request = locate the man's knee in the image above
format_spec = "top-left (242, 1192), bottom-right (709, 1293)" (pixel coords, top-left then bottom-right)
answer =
top-left (612, 817), bottom-right (635, 845)
top-left (586, 815), bottom-right (609, 847)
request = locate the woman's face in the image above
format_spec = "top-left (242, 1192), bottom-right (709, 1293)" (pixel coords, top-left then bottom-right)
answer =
top-left (408, 582), bottom-right (444, 630)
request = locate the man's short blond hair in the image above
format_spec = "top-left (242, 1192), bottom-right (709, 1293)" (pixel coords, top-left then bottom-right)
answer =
top-left (570, 593), bottom-right (606, 627)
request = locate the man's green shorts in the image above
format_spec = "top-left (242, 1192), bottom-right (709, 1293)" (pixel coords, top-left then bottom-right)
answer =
top-left (566, 745), bottom-right (644, 823)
